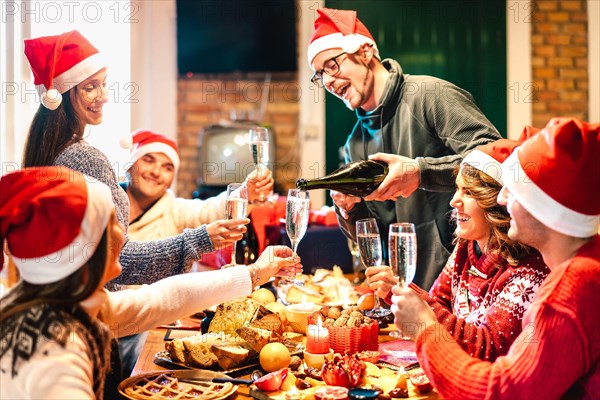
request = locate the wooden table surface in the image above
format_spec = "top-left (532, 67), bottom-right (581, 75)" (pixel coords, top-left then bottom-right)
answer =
top-left (131, 326), bottom-right (442, 399)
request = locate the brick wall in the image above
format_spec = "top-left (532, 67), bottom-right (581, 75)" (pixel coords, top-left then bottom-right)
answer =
top-left (176, 73), bottom-right (300, 198)
top-left (532, 0), bottom-right (588, 127)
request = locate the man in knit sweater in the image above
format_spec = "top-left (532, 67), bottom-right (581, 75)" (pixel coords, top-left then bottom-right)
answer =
top-left (307, 9), bottom-right (501, 289)
top-left (122, 129), bottom-right (273, 242)
top-left (391, 117), bottom-right (600, 399)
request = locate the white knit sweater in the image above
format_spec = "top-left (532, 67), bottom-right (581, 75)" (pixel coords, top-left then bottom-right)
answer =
top-left (0, 266), bottom-right (252, 399)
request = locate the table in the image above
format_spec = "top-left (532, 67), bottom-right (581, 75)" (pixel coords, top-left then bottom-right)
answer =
top-left (131, 326), bottom-right (442, 399)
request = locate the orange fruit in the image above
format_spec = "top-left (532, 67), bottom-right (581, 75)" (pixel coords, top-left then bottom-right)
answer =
top-left (259, 342), bottom-right (291, 372)
top-left (357, 293), bottom-right (376, 310)
top-left (251, 288), bottom-right (276, 304)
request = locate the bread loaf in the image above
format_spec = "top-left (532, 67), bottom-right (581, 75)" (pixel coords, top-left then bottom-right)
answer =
top-left (208, 298), bottom-right (262, 336)
top-left (236, 325), bottom-right (271, 353)
top-left (165, 338), bottom-right (186, 363)
top-left (211, 343), bottom-right (252, 370)
top-left (251, 313), bottom-right (284, 336)
top-left (180, 333), bottom-right (227, 368)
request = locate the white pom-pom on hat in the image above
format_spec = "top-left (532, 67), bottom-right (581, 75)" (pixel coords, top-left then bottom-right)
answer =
top-left (119, 135), bottom-right (133, 149)
top-left (41, 89), bottom-right (62, 110)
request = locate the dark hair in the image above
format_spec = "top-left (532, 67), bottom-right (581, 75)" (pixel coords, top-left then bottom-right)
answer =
top-left (22, 89), bottom-right (84, 167)
top-left (0, 228), bottom-right (109, 323)
top-left (454, 164), bottom-right (534, 266)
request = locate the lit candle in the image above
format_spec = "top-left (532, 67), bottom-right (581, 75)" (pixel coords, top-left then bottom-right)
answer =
top-left (306, 315), bottom-right (330, 354)
top-left (290, 301), bottom-right (316, 313)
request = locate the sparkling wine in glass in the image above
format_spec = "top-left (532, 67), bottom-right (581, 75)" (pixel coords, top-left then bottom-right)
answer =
top-left (356, 218), bottom-right (389, 318)
top-left (249, 126), bottom-right (269, 203)
top-left (388, 222), bottom-right (417, 339)
top-left (225, 183), bottom-right (248, 265)
top-left (282, 189), bottom-right (310, 285)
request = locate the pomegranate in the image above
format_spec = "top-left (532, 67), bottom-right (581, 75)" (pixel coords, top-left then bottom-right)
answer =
top-left (321, 353), bottom-right (366, 388)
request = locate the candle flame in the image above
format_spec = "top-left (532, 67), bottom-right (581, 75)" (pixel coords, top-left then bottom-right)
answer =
top-left (316, 314), bottom-right (323, 329)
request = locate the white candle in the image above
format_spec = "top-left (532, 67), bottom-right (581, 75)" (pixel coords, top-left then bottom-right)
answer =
top-left (290, 302), bottom-right (316, 313)
top-left (306, 315), bottom-right (330, 354)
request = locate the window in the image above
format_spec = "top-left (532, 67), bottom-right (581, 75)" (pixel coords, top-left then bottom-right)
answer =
top-left (1, 0), bottom-right (132, 175)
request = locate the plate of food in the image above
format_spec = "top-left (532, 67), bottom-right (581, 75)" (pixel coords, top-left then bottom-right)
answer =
top-left (275, 267), bottom-right (360, 306)
top-left (157, 297), bottom-right (304, 373)
top-left (118, 369), bottom-right (239, 400)
top-left (157, 338), bottom-right (303, 374)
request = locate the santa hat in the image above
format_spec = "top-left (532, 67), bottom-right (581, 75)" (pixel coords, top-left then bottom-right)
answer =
top-left (462, 125), bottom-right (540, 185)
top-left (24, 30), bottom-right (105, 110)
top-left (120, 129), bottom-right (180, 171)
top-left (307, 8), bottom-right (380, 65)
top-left (0, 167), bottom-right (113, 284)
top-left (501, 117), bottom-right (600, 238)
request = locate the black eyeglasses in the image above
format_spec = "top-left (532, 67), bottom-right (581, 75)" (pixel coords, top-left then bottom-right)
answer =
top-left (310, 52), bottom-right (347, 87)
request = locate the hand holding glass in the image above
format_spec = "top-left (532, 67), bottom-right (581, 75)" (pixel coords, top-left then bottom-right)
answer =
top-left (282, 189), bottom-right (310, 285)
top-left (388, 222), bottom-right (417, 339)
top-left (356, 218), bottom-right (386, 314)
top-left (249, 126), bottom-right (269, 202)
top-left (225, 183), bottom-right (248, 265)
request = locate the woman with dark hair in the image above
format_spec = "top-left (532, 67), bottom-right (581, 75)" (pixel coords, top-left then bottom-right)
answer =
top-left (0, 166), bottom-right (301, 399)
top-left (21, 30), bottom-right (273, 286)
top-left (366, 136), bottom-right (550, 361)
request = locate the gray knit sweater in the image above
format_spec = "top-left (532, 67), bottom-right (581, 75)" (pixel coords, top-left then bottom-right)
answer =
top-left (54, 141), bottom-right (214, 285)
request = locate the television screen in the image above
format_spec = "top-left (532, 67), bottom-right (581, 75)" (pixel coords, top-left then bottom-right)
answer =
top-left (176, 0), bottom-right (297, 74)
top-left (198, 124), bottom-right (277, 187)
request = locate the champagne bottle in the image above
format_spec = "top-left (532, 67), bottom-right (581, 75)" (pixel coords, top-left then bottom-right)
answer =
top-left (296, 160), bottom-right (388, 197)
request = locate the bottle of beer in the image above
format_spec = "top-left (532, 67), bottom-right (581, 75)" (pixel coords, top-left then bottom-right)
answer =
top-left (296, 160), bottom-right (388, 197)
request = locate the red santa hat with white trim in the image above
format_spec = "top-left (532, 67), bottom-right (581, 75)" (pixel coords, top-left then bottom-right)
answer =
top-left (307, 8), bottom-right (380, 66)
top-left (462, 125), bottom-right (540, 185)
top-left (120, 129), bottom-right (180, 172)
top-left (24, 30), bottom-right (106, 110)
top-left (0, 166), bottom-right (113, 284)
top-left (501, 117), bottom-right (600, 238)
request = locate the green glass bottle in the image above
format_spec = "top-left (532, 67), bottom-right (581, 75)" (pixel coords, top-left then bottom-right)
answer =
top-left (296, 160), bottom-right (388, 197)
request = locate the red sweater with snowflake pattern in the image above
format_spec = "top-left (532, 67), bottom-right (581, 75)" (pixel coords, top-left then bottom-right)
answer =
top-left (415, 235), bottom-right (600, 400)
top-left (387, 240), bottom-right (550, 361)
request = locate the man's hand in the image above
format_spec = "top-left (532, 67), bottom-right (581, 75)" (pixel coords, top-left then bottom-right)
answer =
top-left (364, 153), bottom-right (420, 201)
top-left (253, 246), bottom-right (303, 285)
top-left (365, 265), bottom-right (397, 299)
top-left (206, 218), bottom-right (250, 250)
top-left (390, 286), bottom-right (437, 341)
top-left (330, 190), bottom-right (362, 219)
top-left (247, 168), bottom-right (274, 203)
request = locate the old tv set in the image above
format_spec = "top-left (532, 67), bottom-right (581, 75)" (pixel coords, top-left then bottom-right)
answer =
top-left (196, 123), bottom-right (276, 198)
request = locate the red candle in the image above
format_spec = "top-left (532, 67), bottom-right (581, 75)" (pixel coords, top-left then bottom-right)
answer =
top-left (306, 316), bottom-right (330, 354)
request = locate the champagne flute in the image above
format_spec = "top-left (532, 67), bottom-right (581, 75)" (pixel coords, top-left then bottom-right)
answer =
top-left (282, 189), bottom-right (310, 285)
top-left (388, 222), bottom-right (417, 339)
top-left (356, 218), bottom-right (387, 315)
top-left (347, 238), bottom-right (365, 284)
top-left (249, 126), bottom-right (269, 203)
top-left (225, 183), bottom-right (248, 266)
